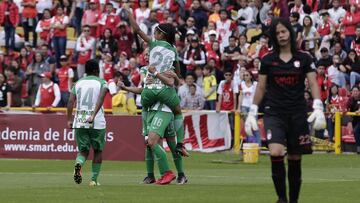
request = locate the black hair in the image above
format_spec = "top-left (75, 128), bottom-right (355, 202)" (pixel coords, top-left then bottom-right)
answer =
top-left (83, 24), bottom-right (91, 29)
top-left (223, 68), bottom-right (232, 74)
top-left (185, 72), bottom-right (197, 81)
top-left (267, 17), bottom-right (297, 55)
top-left (220, 9), bottom-right (228, 15)
top-left (327, 84), bottom-right (339, 103)
top-left (157, 23), bottom-right (176, 45)
top-left (114, 71), bottom-right (131, 86)
top-left (105, 2), bottom-right (113, 7)
top-left (85, 59), bottom-right (100, 76)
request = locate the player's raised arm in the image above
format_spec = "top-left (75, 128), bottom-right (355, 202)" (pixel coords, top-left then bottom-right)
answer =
top-left (123, 4), bottom-right (151, 44)
top-left (67, 92), bottom-right (76, 129)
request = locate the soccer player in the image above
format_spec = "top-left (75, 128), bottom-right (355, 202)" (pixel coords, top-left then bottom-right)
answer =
top-left (118, 75), bottom-right (187, 185)
top-left (245, 18), bottom-right (326, 203)
top-left (124, 5), bottom-right (188, 157)
top-left (67, 59), bottom-right (108, 186)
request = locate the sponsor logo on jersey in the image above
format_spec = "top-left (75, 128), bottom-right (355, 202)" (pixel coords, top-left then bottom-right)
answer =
top-left (294, 60), bottom-right (300, 68)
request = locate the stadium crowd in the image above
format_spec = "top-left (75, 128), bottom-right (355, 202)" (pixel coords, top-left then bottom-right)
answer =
top-left (0, 0), bottom-right (359, 151)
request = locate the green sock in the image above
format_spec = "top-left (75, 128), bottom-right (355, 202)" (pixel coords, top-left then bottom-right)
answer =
top-left (75, 154), bottom-right (86, 166)
top-left (142, 110), bottom-right (148, 135)
top-left (174, 114), bottom-right (184, 143)
top-left (145, 147), bottom-right (155, 177)
top-left (91, 163), bottom-right (101, 182)
top-left (167, 140), bottom-right (184, 174)
top-left (152, 144), bottom-right (170, 175)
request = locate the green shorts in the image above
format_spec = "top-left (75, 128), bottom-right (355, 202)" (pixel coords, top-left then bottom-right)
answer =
top-left (75, 128), bottom-right (106, 152)
top-left (141, 87), bottom-right (180, 111)
top-left (146, 110), bottom-right (175, 138)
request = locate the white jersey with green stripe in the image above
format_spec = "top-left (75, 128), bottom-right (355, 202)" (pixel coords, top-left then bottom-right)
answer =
top-left (150, 101), bottom-right (172, 113)
top-left (71, 76), bottom-right (108, 129)
top-left (146, 39), bottom-right (177, 89)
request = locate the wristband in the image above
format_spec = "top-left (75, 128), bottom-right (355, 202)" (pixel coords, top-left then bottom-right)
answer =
top-left (153, 71), bottom-right (159, 77)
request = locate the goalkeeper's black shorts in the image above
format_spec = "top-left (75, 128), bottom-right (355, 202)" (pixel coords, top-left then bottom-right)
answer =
top-left (263, 107), bottom-right (312, 155)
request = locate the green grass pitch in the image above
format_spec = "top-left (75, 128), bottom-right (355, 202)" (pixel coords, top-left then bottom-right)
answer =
top-left (0, 152), bottom-right (359, 203)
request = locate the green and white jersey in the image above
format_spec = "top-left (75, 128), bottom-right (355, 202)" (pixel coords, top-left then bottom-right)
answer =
top-left (150, 101), bottom-right (172, 113)
top-left (71, 76), bottom-right (108, 129)
top-left (146, 40), bottom-right (177, 89)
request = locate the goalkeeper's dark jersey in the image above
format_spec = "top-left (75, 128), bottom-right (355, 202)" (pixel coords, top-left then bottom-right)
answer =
top-left (259, 51), bottom-right (316, 112)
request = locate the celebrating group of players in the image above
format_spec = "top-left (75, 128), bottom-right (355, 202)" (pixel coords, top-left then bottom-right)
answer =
top-left (66, 4), bottom-right (328, 203)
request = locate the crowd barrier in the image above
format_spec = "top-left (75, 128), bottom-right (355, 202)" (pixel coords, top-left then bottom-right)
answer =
top-left (0, 108), bottom-right (233, 160)
top-left (1, 108), bottom-right (358, 157)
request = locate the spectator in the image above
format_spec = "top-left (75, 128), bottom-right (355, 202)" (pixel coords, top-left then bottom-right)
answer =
top-left (236, 0), bottom-right (254, 34)
top-left (98, 28), bottom-right (118, 58)
top-left (328, 0), bottom-right (346, 25)
top-left (117, 22), bottom-right (134, 57)
top-left (216, 9), bottom-right (235, 50)
top-left (327, 54), bottom-right (346, 87)
top-left (183, 36), bottom-right (206, 73)
top-left (81, 0), bottom-right (101, 38)
top-left (222, 35), bottom-right (241, 71)
top-left (302, 15), bottom-right (320, 53)
top-left (72, 0), bottom-right (85, 36)
top-left (0, 73), bottom-right (11, 108)
top-left (57, 55), bottom-right (74, 107)
top-left (330, 42), bottom-right (347, 62)
top-left (51, 6), bottom-right (69, 65)
top-left (351, 25), bottom-right (360, 56)
top-left (340, 49), bottom-right (357, 82)
top-left (139, 9), bottom-right (158, 36)
top-left (178, 72), bottom-right (203, 102)
top-left (203, 30), bottom-right (218, 53)
top-left (317, 47), bottom-right (332, 68)
top-left (304, 90), bottom-right (313, 113)
top-left (128, 57), bottom-right (141, 87)
top-left (290, 12), bottom-right (303, 42)
top-left (190, 0), bottom-right (208, 35)
top-left (317, 12), bottom-right (336, 40)
top-left (347, 86), bottom-right (360, 154)
top-left (253, 0), bottom-right (271, 27)
top-left (22, 0), bottom-right (38, 47)
top-left (350, 54), bottom-right (360, 88)
top-left (98, 3), bottom-right (121, 38)
top-left (116, 51), bottom-right (129, 71)
top-left (216, 69), bottom-right (238, 112)
top-left (342, 4), bottom-right (359, 52)
top-left (290, 0), bottom-right (304, 16)
top-left (202, 65), bottom-right (217, 110)
top-left (0, 0), bottom-right (19, 55)
top-left (35, 0), bottom-right (52, 20)
top-left (33, 72), bottom-right (60, 108)
top-left (76, 25), bottom-right (96, 79)
top-left (208, 2), bottom-right (221, 23)
top-left (4, 67), bottom-right (22, 107)
top-left (178, 16), bottom-right (198, 41)
top-left (238, 34), bottom-right (250, 56)
top-left (237, 69), bottom-right (260, 145)
top-left (26, 52), bottom-right (50, 105)
top-left (316, 63), bottom-right (328, 102)
top-left (325, 84), bottom-right (342, 142)
top-left (99, 53), bottom-right (114, 82)
top-left (271, 0), bottom-right (289, 18)
top-left (135, 0), bottom-right (150, 25)
top-left (36, 9), bottom-right (52, 45)
top-left (180, 84), bottom-right (205, 110)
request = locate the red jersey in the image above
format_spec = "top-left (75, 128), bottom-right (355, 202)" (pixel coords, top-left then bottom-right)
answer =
top-left (38, 19), bottom-right (52, 41)
top-left (58, 66), bottom-right (74, 92)
top-left (39, 83), bottom-right (55, 107)
top-left (317, 21), bottom-right (331, 37)
top-left (52, 15), bottom-right (68, 37)
top-left (99, 13), bottom-right (121, 37)
top-left (218, 80), bottom-right (238, 110)
top-left (102, 62), bottom-right (114, 82)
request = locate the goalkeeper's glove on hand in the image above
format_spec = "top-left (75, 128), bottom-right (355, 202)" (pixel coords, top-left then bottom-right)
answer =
top-left (307, 99), bottom-right (326, 130)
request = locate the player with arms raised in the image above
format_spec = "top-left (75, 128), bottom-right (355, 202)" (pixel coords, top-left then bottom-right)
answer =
top-left (123, 4), bottom-right (188, 157)
top-left (67, 59), bottom-right (108, 186)
top-left (245, 18), bottom-right (326, 203)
